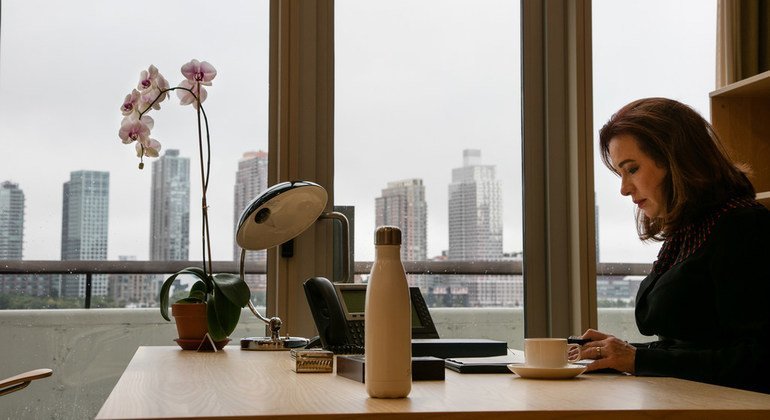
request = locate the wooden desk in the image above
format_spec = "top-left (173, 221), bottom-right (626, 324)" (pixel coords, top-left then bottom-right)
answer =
top-left (97, 346), bottom-right (770, 419)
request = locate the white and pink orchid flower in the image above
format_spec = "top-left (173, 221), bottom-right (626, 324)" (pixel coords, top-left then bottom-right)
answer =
top-left (138, 65), bottom-right (169, 92)
top-left (120, 60), bottom-right (216, 168)
top-left (177, 79), bottom-right (208, 108)
top-left (137, 65), bottom-right (170, 110)
top-left (181, 59), bottom-right (217, 85)
top-left (139, 88), bottom-right (168, 112)
top-left (136, 138), bottom-right (162, 158)
top-left (118, 115), bottom-right (154, 144)
top-left (120, 89), bottom-right (141, 116)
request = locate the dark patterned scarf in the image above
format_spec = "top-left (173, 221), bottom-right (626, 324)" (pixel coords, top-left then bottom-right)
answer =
top-left (652, 195), bottom-right (761, 274)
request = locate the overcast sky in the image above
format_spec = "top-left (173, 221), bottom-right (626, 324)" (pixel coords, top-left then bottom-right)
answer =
top-left (0, 0), bottom-right (716, 264)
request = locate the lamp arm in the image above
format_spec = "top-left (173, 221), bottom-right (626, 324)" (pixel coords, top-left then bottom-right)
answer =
top-left (319, 211), bottom-right (351, 283)
top-left (237, 208), bottom-right (347, 342)
top-left (240, 248), bottom-right (271, 325)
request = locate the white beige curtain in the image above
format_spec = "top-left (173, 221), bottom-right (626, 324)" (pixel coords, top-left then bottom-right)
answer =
top-left (717, 0), bottom-right (770, 87)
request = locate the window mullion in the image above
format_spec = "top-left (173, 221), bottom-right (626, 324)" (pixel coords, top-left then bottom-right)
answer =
top-left (267, 0), bottom-right (335, 338)
top-left (521, 0), bottom-right (595, 338)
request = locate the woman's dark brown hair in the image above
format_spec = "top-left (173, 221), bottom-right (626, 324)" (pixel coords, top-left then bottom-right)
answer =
top-left (599, 97), bottom-right (754, 240)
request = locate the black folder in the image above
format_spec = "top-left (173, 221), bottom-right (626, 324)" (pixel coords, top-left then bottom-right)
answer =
top-left (444, 351), bottom-right (523, 373)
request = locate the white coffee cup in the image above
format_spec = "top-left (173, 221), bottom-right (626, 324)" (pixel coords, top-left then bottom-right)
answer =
top-left (524, 338), bottom-right (580, 368)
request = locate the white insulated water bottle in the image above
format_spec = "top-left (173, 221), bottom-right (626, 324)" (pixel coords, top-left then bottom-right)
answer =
top-left (365, 226), bottom-right (412, 398)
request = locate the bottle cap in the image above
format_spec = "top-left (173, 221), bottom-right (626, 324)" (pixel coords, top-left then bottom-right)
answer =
top-left (374, 226), bottom-right (401, 245)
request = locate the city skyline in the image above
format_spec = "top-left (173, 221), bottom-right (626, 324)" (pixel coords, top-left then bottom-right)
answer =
top-left (0, 168), bottom-right (648, 308)
top-left (0, 147), bottom-right (517, 264)
top-left (0, 149), bottom-right (517, 261)
top-left (0, 1), bottom-right (717, 266)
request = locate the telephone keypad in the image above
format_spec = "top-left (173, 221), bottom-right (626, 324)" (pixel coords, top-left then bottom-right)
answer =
top-left (348, 320), bottom-right (365, 347)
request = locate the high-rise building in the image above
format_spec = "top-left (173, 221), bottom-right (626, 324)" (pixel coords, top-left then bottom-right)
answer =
top-left (0, 181), bottom-right (47, 297)
top-left (233, 151), bottom-right (269, 295)
top-left (60, 170), bottom-right (110, 297)
top-left (0, 181), bottom-right (24, 260)
top-left (150, 149), bottom-right (190, 261)
top-left (233, 151), bottom-right (268, 261)
top-left (375, 179), bottom-right (427, 261)
top-left (446, 150), bottom-right (506, 308)
top-left (447, 149), bottom-right (503, 260)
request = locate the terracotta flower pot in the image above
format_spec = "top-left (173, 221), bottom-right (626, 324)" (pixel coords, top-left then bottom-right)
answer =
top-left (171, 302), bottom-right (230, 350)
top-left (171, 302), bottom-right (209, 340)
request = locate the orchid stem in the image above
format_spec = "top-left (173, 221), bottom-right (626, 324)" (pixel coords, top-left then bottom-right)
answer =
top-left (140, 86), bottom-right (214, 281)
top-left (195, 83), bottom-right (214, 278)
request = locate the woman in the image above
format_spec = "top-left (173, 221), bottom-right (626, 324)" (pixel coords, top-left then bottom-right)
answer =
top-left (577, 97), bottom-right (770, 393)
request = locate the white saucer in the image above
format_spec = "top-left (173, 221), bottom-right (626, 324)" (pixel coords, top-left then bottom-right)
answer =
top-left (507, 364), bottom-right (586, 379)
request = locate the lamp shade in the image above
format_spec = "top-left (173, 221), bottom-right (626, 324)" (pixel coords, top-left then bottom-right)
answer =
top-left (235, 181), bottom-right (328, 251)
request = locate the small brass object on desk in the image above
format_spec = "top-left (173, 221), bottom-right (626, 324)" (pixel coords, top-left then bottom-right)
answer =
top-left (290, 349), bottom-right (334, 373)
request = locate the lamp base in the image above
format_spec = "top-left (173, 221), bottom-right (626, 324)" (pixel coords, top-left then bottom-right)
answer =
top-left (240, 336), bottom-right (309, 351)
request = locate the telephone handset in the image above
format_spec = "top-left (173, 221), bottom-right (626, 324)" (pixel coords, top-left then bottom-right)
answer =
top-left (303, 277), bottom-right (440, 354)
top-left (303, 277), bottom-right (365, 354)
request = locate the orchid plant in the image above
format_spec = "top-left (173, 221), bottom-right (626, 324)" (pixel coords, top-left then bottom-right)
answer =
top-left (119, 60), bottom-right (250, 342)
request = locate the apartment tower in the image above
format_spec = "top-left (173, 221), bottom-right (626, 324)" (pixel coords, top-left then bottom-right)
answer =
top-left (375, 179), bottom-right (428, 261)
top-left (233, 151), bottom-right (269, 294)
top-left (0, 181), bottom-right (45, 296)
top-left (0, 181), bottom-right (24, 260)
top-left (447, 149), bottom-right (503, 260)
top-left (447, 150), bottom-right (505, 307)
top-left (60, 170), bottom-right (110, 297)
top-left (233, 151), bottom-right (269, 261)
top-left (150, 149), bottom-right (190, 261)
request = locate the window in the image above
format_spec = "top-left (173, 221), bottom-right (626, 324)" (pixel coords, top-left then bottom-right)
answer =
top-left (592, 0), bottom-right (717, 337)
top-left (0, 0), bottom-right (269, 308)
top-left (335, 0), bottom-right (523, 344)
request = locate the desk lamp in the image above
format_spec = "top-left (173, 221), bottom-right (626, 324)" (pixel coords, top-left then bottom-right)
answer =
top-left (236, 180), bottom-right (350, 351)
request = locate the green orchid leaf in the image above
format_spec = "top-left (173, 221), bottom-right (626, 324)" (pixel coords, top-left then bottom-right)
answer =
top-left (188, 280), bottom-right (208, 301)
top-left (159, 271), bottom-right (183, 321)
top-left (211, 273), bottom-right (251, 307)
top-left (159, 267), bottom-right (211, 321)
top-left (207, 286), bottom-right (242, 340)
top-left (190, 279), bottom-right (208, 292)
top-left (206, 295), bottom-right (229, 342)
top-left (177, 267), bottom-right (212, 291)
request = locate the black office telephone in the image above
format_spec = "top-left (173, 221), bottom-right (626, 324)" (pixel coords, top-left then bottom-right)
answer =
top-left (303, 277), bottom-right (439, 354)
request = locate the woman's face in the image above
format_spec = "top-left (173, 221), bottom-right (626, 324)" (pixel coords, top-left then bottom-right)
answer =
top-left (608, 134), bottom-right (668, 219)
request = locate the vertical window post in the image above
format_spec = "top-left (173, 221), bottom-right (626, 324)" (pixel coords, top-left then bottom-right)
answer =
top-left (521, 0), bottom-right (596, 337)
top-left (267, 0), bottom-right (336, 338)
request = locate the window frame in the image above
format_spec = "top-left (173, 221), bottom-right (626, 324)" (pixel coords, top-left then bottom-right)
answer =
top-left (267, 0), bottom-right (596, 338)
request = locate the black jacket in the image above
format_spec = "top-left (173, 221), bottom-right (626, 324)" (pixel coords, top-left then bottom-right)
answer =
top-left (634, 205), bottom-right (770, 393)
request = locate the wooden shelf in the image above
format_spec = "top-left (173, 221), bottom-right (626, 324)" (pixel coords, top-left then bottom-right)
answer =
top-left (710, 70), bottom-right (770, 206)
top-left (710, 70), bottom-right (770, 98)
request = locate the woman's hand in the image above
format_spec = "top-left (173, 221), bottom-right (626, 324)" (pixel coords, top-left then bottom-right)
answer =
top-left (572, 329), bottom-right (636, 374)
